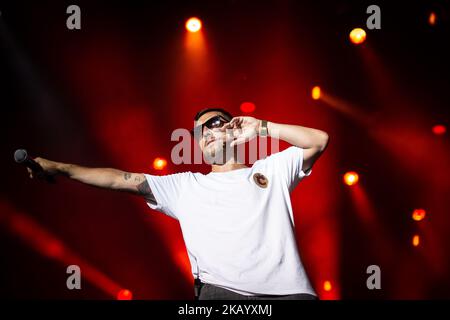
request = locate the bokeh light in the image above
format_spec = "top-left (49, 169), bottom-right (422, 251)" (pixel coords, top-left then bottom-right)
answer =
top-left (349, 28), bottom-right (367, 45)
top-left (312, 86), bottom-right (321, 100)
top-left (153, 157), bottom-right (167, 170)
top-left (186, 17), bottom-right (202, 33)
top-left (412, 208), bottom-right (426, 221)
top-left (343, 171), bottom-right (359, 186)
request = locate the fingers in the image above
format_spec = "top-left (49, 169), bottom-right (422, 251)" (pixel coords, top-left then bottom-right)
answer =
top-left (222, 122), bottom-right (241, 136)
top-left (230, 137), bottom-right (246, 147)
top-left (27, 168), bottom-right (34, 179)
top-left (221, 122), bottom-right (232, 130)
top-left (27, 167), bottom-right (43, 180)
top-left (34, 157), bottom-right (45, 168)
top-left (229, 118), bottom-right (237, 126)
top-left (228, 117), bottom-right (243, 128)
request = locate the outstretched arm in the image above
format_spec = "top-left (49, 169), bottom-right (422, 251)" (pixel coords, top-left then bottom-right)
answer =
top-left (27, 158), bottom-right (156, 203)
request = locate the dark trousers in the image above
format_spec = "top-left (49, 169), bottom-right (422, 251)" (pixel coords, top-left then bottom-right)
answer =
top-left (198, 283), bottom-right (318, 300)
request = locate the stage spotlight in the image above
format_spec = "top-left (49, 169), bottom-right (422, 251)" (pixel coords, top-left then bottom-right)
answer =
top-left (428, 12), bottom-right (437, 26)
top-left (412, 235), bottom-right (420, 247)
top-left (432, 124), bottom-right (446, 136)
top-left (412, 209), bottom-right (426, 221)
top-left (117, 289), bottom-right (133, 300)
top-left (311, 86), bottom-right (321, 100)
top-left (343, 171), bottom-right (359, 186)
top-left (153, 157), bottom-right (167, 170)
top-left (349, 28), bottom-right (366, 45)
top-left (186, 17), bottom-right (202, 33)
top-left (240, 102), bottom-right (256, 113)
top-left (323, 280), bottom-right (332, 292)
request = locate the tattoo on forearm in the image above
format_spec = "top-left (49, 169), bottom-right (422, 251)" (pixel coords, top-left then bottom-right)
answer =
top-left (134, 176), bottom-right (142, 182)
top-left (124, 172), bottom-right (131, 180)
top-left (137, 180), bottom-right (156, 204)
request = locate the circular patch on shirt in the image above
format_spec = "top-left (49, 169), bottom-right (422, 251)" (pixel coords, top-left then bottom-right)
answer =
top-left (253, 173), bottom-right (269, 188)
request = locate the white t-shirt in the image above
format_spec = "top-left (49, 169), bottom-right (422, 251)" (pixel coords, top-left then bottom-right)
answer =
top-left (144, 146), bottom-right (316, 296)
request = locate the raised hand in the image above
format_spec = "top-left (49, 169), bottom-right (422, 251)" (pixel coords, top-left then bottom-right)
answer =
top-left (222, 116), bottom-right (261, 147)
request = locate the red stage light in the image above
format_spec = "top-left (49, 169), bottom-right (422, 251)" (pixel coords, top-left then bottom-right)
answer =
top-left (428, 12), bottom-right (437, 26)
top-left (432, 124), bottom-right (446, 136)
top-left (186, 17), bottom-right (202, 33)
top-left (323, 280), bottom-right (332, 292)
top-left (349, 28), bottom-right (366, 45)
top-left (412, 235), bottom-right (420, 247)
top-left (311, 86), bottom-right (321, 100)
top-left (153, 157), bottom-right (167, 170)
top-left (240, 102), bottom-right (256, 113)
top-left (343, 171), bottom-right (359, 186)
top-left (117, 289), bottom-right (133, 300)
top-left (412, 209), bottom-right (426, 221)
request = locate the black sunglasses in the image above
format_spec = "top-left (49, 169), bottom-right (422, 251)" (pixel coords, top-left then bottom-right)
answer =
top-left (190, 115), bottom-right (230, 138)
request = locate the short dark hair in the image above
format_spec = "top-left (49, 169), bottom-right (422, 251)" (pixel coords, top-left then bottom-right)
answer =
top-left (193, 108), bottom-right (233, 122)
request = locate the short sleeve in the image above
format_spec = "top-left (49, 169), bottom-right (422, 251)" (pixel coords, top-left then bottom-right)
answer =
top-left (267, 146), bottom-right (311, 191)
top-left (144, 172), bottom-right (191, 219)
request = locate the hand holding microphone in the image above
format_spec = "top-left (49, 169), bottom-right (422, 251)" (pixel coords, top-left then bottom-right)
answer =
top-left (14, 149), bottom-right (57, 182)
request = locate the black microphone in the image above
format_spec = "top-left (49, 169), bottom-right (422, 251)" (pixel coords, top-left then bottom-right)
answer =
top-left (14, 149), bottom-right (55, 182)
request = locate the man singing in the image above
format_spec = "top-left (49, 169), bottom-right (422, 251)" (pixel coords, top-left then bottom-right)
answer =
top-left (27, 108), bottom-right (329, 300)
